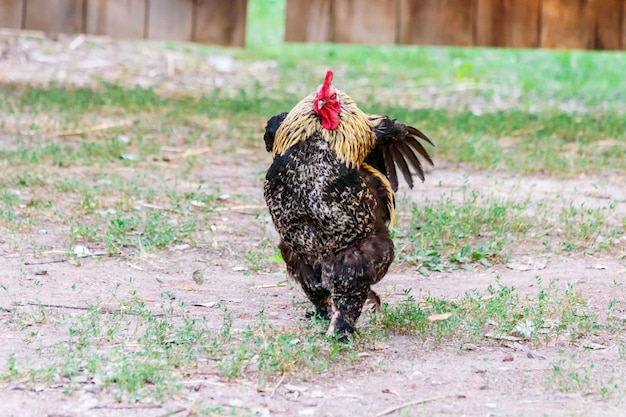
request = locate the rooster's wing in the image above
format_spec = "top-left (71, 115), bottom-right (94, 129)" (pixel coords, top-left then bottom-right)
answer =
top-left (365, 115), bottom-right (434, 192)
top-left (263, 112), bottom-right (288, 152)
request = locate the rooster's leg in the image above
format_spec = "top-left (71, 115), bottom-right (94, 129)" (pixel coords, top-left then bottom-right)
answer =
top-left (279, 241), bottom-right (331, 320)
top-left (367, 289), bottom-right (382, 312)
top-left (322, 227), bottom-right (394, 337)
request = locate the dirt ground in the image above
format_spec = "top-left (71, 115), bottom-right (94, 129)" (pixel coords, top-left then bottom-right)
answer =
top-left (1, 33), bottom-right (626, 417)
top-left (2, 165), bottom-right (625, 417)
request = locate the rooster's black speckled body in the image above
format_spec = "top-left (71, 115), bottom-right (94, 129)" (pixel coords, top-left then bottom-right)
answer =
top-left (265, 133), bottom-right (393, 330)
top-left (263, 81), bottom-right (433, 337)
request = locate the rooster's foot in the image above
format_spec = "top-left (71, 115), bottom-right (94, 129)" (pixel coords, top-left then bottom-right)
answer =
top-left (325, 311), bottom-right (355, 343)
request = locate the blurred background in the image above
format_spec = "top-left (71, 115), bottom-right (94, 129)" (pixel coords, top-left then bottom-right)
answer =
top-left (1, 0), bottom-right (625, 174)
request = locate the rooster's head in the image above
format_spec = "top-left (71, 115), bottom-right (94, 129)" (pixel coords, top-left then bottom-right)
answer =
top-left (314, 70), bottom-right (340, 130)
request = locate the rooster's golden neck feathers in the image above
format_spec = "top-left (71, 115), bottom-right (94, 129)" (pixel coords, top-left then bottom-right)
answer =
top-left (273, 91), bottom-right (376, 168)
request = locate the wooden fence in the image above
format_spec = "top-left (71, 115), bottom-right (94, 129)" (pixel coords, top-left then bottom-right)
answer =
top-left (1, 0), bottom-right (625, 50)
top-left (0, 0), bottom-right (247, 46)
top-left (286, 0), bottom-right (626, 50)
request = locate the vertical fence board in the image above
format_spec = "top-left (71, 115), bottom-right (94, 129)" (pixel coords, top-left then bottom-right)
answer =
top-left (24, 0), bottom-right (83, 33)
top-left (541, 0), bottom-right (621, 50)
top-left (334, 0), bottom-right (396, 44)
top-left (541, 0), bottom-right (589, 48)
top-left (5, 0), bottom-right (623, 49)
top-left (146, 0), bottom-right (193, 41)
top-left (285, 0), bottom-right (331, 42)
top-left (85, 0), bottom-right (146, 38)
top-left (0, 0), bottom-right (24, 29)
top-left (622, 0), bottom-right (626, 49)
top-left (591, 0), bottom-right (621, 50)
top-left (475, 0), bottom-right (539, 48)
top-left (194, 0), bottom-right (247, 46)
top-left (398, 0), bottom-right (474, 46)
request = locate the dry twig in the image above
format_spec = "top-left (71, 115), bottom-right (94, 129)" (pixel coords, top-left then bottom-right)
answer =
top-left (20, 120), bottom-right (133, 138)
top-left (374, 395), bottom-right (456, 417)
top-left (271, 374), bottom-right (286, 398)
top-left (164, 146), bottom-right (212, 160)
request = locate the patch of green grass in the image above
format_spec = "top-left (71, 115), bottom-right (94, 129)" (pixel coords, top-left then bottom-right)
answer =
top-left (558, 200), bottom-right (617, 248)
top-left (545, 352), bottom-right (623, 400)
top-left (1, 289), bottom-right (351, 400)
top-left (379, 107), bottom-right (626, 175)
top-left (371, 276), bottom-right (616, 347)
top-left (0, 190), bottom-right (20, 224)
top-left (103, 210), bottom-right (197, 254)
top-left (68, 222), bottom-right (99, 243)
top-left (0, 189), bottom-right (37, 231)
top-left (67, 211), bottom-right (201, 255)
top-left (402, 185), bottom-right (623, 272)
top-left (243, 243), bottom-right (284, 273)
top-left (245, 0), bottom-right (626, 105)
top-left (52, 177), bottom-right (88, 193)
top-left (18, 82), bottom-right (166, 115)
top-left (2, 275), bottom-right (624, 402)
top-left (216, 309), bottom-right (352, 385)
top-left (405, 187), bottom-right (529, 272)
top-left (3, 82), bottom-right (624, 176)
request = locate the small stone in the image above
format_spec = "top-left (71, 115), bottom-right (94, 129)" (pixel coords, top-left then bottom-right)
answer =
top-left (284, 383), bottom-right (307, 393)
top-left (192, 269), bottom-right (204, 284)
top-left (578, 341), bottom-right (607, 350)
top-left (207, 56), bottom-right (236, 73)
top-left (513, 320), bottom-right (535, 338)
top-left (311, 390), bottom-right (325, 398)
top-left (194, 302), bottom-right (217, 308)
top-left (120, 153), bottom-right (138, 161)
top-left (73, 245), bottom-right (92, 257)
top-left (74, 374), bottom-right (89, 384)
top-left (527, 351), bottom-right (546, 360)
top-left (229, 399), bottom-right (243, 407)
top-left (502, 353), bottom-right (514, 362)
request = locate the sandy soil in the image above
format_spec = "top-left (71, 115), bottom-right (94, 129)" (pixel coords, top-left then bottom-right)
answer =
top-left (1, 162), bottom-right (625, 417)
top-left (1, 32), bottom-right (626, 417)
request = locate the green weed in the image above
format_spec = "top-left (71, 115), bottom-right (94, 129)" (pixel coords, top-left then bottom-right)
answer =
top-left (103, 210), bottom-right (197, 254)
top-left (405, 187), bottom-right (529, 272)
top-left (545, 352), bottom-right (622, 400)
top-left (2, 275), bottom-right (623, 401)
top-left (371, 276), bottom-right (612, 347)
top-left (1, 289), bottom-right (351, 400)
top-left (403, 186), bottom-right (623, 273)
top-left (1, 81), bottom-right (625, 176)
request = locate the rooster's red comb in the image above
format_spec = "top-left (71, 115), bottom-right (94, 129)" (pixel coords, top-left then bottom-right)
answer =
top-left (319, 70), bottom-right (334, 97)
top-left (324, 70), bottom-right (333, 86)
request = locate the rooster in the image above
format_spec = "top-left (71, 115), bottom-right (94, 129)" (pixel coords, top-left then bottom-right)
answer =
top-left (263, 71), bottom-right (433, 338)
